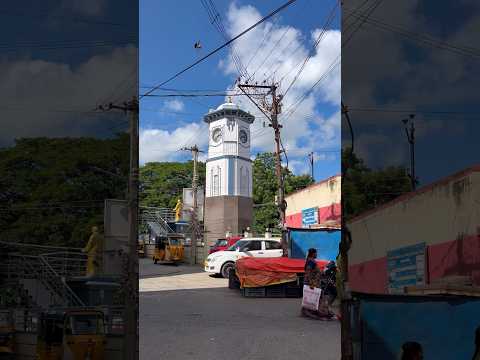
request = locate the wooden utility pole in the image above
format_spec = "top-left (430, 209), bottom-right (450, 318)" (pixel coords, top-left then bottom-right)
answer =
top-left (181, 145), bottom-right (202, 265)
top-left (402, 114), bottom-right (416, 191)
top-left (99, 98), bottom-right (138, 360)
top-left (238, 83), bottom-right (287, 255)
top-left (309, 152), bottom-right (314, 179)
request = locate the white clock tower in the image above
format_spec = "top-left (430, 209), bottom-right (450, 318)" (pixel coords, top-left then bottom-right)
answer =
top-left (203, 100), bottom-right (254, 245)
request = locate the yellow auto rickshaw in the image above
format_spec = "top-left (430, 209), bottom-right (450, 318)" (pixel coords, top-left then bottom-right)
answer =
top-left (0, 310), bottom-right (14, 356)
top-left (152, 235), bottom-right (184, 265)
top-left (37, 309), bottom-right (106, 360)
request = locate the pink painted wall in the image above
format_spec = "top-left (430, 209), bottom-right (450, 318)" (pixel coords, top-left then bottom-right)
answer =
top-left (349, 234), bottom-right (480, 294)
top-left (285, 203), bottom-right (341, 228)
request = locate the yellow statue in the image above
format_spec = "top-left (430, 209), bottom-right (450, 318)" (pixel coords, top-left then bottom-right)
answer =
top-left (174, 199), bottom-right (183, 222)
top-left (82, 226), bottom-right (103, 277)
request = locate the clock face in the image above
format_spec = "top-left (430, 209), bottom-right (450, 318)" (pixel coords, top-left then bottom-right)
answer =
top-left (239, 129), bottom-right (248, 144)
top-left (211, 128), bottom-right (222, 143)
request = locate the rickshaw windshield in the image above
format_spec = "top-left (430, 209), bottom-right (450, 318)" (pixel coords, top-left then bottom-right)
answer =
top-left (67, 314), bottom-right (104, 335)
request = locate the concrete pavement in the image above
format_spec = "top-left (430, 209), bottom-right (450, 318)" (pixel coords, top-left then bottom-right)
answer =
top-left (139, 259), bottom-right (340, 360)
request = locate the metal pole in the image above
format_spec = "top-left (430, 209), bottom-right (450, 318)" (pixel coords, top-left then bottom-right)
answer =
top-left (191, 145), bottom-right (199, 265)
top-left (124, 98), bottom-right (138, 360)
top-left (410, 121), bottom-right (415, 191)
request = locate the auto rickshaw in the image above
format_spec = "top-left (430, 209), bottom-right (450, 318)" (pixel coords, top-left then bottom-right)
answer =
top-left (0, 310), bottom-right (14, 357)
top-left (152, 235), bottom-right (184, 265)
top-left (37, 309), bottom-right (106, 360)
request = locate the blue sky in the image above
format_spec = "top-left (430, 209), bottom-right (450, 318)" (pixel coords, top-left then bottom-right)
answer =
top-left (140, 0), bottom-right (341, 181)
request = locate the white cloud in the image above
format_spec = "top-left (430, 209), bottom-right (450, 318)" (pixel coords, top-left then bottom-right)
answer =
top-left (163, 99), bottom-right (185, 112)
top-left (0, 45), bottom-right (137, 147)
top-left (140, 122), bottom-right (208, 164)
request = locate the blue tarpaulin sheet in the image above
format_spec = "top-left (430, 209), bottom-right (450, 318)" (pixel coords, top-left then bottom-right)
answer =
top-left (288, 228), bottom-right (340, 260)
top-left (352, 294), bottom-right (480, 359)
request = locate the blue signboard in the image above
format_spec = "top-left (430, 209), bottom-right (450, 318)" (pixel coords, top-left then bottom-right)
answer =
top-left (387, 242), bottom-right (426, 294)
top-left (301, 207), bottom-right (318, 227)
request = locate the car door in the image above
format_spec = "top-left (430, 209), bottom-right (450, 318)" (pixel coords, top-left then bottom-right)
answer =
top-left (241, 240), bottom-right (263, 257)
top-left (263, 240), bottom-right (284, 257)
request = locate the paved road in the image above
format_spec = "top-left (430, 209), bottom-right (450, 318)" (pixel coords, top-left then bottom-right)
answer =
top-left (139, 259), bottom-right (340, 360)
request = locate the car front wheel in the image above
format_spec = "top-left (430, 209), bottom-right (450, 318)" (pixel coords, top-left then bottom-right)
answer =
top-left (221, 262), bottom-right (235, 278)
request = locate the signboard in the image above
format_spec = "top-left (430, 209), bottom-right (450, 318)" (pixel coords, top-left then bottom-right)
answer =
top-left (387, 242), bottom-right (426, 294)
top-left (182, 187), bottom-right (204, 220)
top-left (301, 207), bottom-right (319, 227)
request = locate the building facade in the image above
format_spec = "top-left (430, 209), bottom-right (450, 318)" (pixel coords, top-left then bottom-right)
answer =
top-left (285, 175), bottom-right (341, 229)
top-left (203, 101), bottom-right (254, 246)
top-left (348, 166), bottom-right (480, 294)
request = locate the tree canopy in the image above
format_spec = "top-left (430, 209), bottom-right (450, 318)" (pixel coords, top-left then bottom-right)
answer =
top-left (342, 148), bottom-right (412, 220)
top-left (0, 134), bottom-right (129, 247)
top-left (139, 161), bottom-right (206, 209)
top-left (252, 152), bottom-right (314, 233)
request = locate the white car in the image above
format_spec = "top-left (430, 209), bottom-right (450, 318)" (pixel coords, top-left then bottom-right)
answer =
top-left (204, 237), bottom-right (283, 278)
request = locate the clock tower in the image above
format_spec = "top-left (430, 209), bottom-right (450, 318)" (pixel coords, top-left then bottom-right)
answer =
top-left (203, 100), bottom-right (254, 246)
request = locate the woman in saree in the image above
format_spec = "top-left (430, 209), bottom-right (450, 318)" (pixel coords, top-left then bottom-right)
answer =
top-left (302, 248), bottom-right (335, 320)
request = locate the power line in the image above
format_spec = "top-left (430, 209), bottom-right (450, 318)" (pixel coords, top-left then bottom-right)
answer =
top-left (282, 0), bottom-right (339, 96)
top-left (141, 0), bottom-right (298, 99)
top-left (342, 0), bottom-right (384, 48)
top-left (282, 54), bottom-right (340, 121)
top-left (200, 0), bottom-right (248, 78)
top-left (343, 8), bottom-right (480, 59)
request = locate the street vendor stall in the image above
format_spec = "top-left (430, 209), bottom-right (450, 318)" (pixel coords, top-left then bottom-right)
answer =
top-left (235, 257), bottom-right (329, 288)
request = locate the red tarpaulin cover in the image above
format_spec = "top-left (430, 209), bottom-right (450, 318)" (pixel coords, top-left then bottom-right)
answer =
top-left (235, 257), bottom-right (329, 288)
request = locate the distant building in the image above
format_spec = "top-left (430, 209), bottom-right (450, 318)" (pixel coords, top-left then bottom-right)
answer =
top-left (203, 101), bottom-right (254, 246)
top-left (285, 175), bottom-right (341, 229)
top-left (348, 165), bottom-right (480, 294)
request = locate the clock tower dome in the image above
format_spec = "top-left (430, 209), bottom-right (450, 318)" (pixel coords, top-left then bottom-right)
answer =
top-left (203, 100), bottom-right (254, 246)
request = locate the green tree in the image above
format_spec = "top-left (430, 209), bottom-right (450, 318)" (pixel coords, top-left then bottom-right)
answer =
top-left (139, 161), bottom-right (206, 209)
top-left (0, 134), bottom-right (129, 247)
top-left (252, 152), bottom-right (314, 233)
top-left (342, 148), bottom-right (412, 220)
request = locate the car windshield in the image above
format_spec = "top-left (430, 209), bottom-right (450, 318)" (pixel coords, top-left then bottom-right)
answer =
top-left (215, 239), bottom-right (228, 247)
top-left (227, 240), bottom-right (249, 251)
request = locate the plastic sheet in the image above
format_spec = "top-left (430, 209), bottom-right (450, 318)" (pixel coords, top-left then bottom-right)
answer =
top-left (236, 257), bottom-right (329, 288)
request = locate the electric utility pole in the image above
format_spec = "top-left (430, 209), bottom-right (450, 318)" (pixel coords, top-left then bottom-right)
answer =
top-left (340, 102), bottom-right (353, 360)
top-left (181, 145), bottom-right (203, 265)
top-left (99, 98), bottom-right (139, 360)
top-left (238, 83), bottom-right (287, 256)
top-left (308, 152), bottom-right (314, 179)
top-left (402, 114), bottom-right (416, 191)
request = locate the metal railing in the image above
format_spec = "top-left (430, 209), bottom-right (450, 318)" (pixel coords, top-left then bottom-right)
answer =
top-left (7, 254), bottom-right (85, 308)
top-left (140, 207), bottom-right (176, 236)
top-left (39, 251), bottom-right (87, 278)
